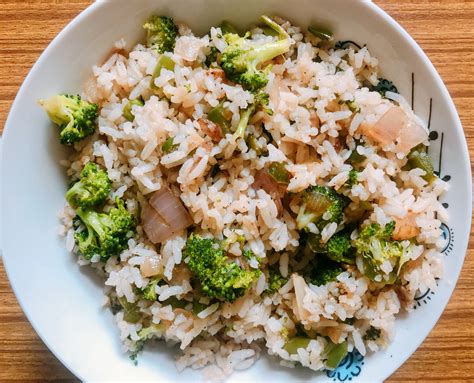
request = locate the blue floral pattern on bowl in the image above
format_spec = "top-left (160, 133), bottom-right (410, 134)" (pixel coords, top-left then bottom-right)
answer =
top-left (326, 350), bottom-right (364, 382)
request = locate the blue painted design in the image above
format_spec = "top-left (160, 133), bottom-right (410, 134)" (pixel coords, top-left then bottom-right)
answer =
top-left (413, 288), bottom-right (435, 309)
top-left (440, 223), bottom-right (454, 255)
top-left (413, 278), bottom-right (440, 309)
top-left (325, 350), bottom-right (364, 382)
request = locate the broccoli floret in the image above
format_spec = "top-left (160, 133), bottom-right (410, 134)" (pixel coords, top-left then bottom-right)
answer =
top-left (233, 92), bottom-right (271, 140)
top-left (310, 256), bottom-right (344, 286)
top-left (345, 169), bottom-right (359, 187)
top-left (143, 15), bottom-right (178, 53)
top-left (185, 234), bottom-right (259, 302)
top-left (141, 277), bottom-right (161, 301)
top-left (65, 162), bottom-right (111, 209)
top-left (370, 78), bottom-right (398, 97)
top-left (220, 15), bottom-right (291, 92)
top-left (205, 46), bottom-right (219, 67)
top-left (296, 186), bottom-right (348, 231)
top-left (353, 221), bottom-right (403, 283)
top-left (326, 229), bottom-right (355, 264)
top-left (74, 198), bottom-right (135, 260)
top-left (38, 94), bottom-right (98, 145)
top-left (363, 326), bottom-right (381, 341)
top-left (266, 267), bottom-right (288, 293)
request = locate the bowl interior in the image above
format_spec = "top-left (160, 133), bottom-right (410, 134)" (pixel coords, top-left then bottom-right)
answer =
top-left (1, 0), bottom-right (471, 381)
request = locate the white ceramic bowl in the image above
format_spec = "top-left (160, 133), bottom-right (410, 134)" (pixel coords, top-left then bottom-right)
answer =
top-left (1, 1), bottom-right (471, 381)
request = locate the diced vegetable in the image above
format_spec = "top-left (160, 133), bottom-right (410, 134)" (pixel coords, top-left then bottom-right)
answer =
top-left (143, 15), bottom-right (178, 53)
top-left (161, 296), bottom-right (188, 309)
top-left (283, 336), bottom-right (311, 355)
top-left (296, 186), bottom-right (347, 231)
top-left (208, 101), bottom-right (232, 133)
top-left (192, 301), bottom-right (208, 315)
top-left (150, 55), bottom-right (175, 90)
top-left (325, 341), bottom-right (348, 369)
top-left (308, 26), bottom-right (333, 41)
top-left (197, 118), bottom-right (223, 142)
top-left (363, 326), bottom-right (381, 341)
top-left (118, 297), bottom-right (141, 323)
top-left (348, 147), bottom-right (366, 165)
top-left (268, 162), bottom-right (290, 184)
top-left (220, 15), bottom-right (291, 92)
top-left (253, 169), bottom-right (285, 215)
top-left (219, 21), bottom-right (239, 35)
top-left (123, 99), bottom-right (144, 122)
top-left (310, 256), bottom-right (344, 286)
top-left (247, 134), bottom-right (268, 156)
top-left (185, 234), bottom-right (260, 302)
top-left (392, 212), bottom-right (420, 241)
top-left (162, 137), bottom-right (177, 153)
top-left (406, 147), bottom-right (436, 183)
top-left (361, 106), bottom-right (428, 154)
top-left (141, 187), bottom-right (192, 244)
top-left (371, 78), bottom-right (398, 97)
top-left (140, 257), bottom-right (163, 278)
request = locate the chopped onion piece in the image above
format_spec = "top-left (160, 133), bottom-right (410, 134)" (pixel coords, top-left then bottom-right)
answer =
top-left (141, 187), bottom-right (193, 244)
top-left (149, 187), bottom-right (193, 231)
top-left (362, 106), bottom-right (428, 154)
top-left (141, 200), bottom-right (174, 244)
top-left (140, 257), bottom-right (163, 277)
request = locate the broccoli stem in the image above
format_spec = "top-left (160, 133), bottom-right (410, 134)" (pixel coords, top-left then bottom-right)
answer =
top-left (246, 39), bottom-right (291, 67)
top-left (233, 104), bottom-right (256, 140)
top-left (76, 208), bottom-right (111, 241)
top-left (296, 203), bottom-right (317, 230)
top-left (260, 15), bottom-right (289, 40)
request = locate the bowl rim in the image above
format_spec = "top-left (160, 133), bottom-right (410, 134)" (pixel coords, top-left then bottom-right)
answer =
top-left (1, 1), bottom-right (472, 381)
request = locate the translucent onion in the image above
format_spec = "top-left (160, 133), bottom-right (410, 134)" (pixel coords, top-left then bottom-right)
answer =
top-left (141, 187), bottom-right (192, 244)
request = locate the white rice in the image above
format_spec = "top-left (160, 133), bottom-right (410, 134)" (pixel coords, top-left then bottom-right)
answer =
top-left (57, 15), bottom-right (448, 380)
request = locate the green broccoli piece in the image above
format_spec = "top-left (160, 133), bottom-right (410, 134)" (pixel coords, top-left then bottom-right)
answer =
top-left (185, 234), bottom-right (259, 302)
top-left (345, 169), bottom-right (359, 187)
top-left (74, 198), bottom-right (135, 260)
top-left (370, 78), bottom-right (398, 97)
top-left (65, 162), bottom-right (111, 209)
top-left (266, 267), bottom-right (288, 293)
top-left (143, 15), bottom-right (178, 53)
top-left (233, 92), bottom-right (271, 140)
top-left (310, 256), bottom-right (344, 286)
top-left (205, 46), bottom-right (219, 67)
top-left (141, 277), bottom-right (161, 301)
top-left (326, 229), bottom-right (355, 264)
top-left (220, 15), bottom-right (291, 92)
top-left (38, 94), bottom-right (98, 145)
top-left (353, 221), bottom-right (403, 283)
top-left (296, 186), bottom-right (348, 231)
top-left (363, 326), bottom-right (381, 341)
top-left (138, 323), bottom-right (165, 340)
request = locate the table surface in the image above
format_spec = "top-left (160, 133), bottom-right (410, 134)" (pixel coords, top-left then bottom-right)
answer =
top-left (0, 1), bottom-right (473, 381)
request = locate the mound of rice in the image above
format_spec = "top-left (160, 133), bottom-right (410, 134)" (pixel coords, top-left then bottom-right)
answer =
top-left (57, 16), bottom-right (448, 380)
